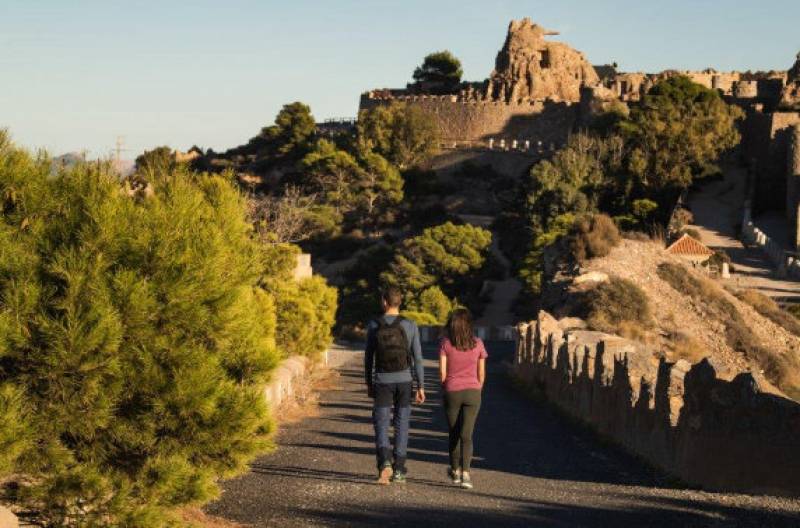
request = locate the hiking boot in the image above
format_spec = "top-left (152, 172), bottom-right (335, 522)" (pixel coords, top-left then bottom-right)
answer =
top-left (448, 467), bottom-right (462, 485)
top-left (390, 471), bottom-right (407, 484)
top-left (376, 464), bottom-right (393, 485)
top-left (460, 471), bottom-right (473, 489)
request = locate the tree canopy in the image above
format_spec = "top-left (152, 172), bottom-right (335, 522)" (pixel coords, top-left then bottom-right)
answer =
top-left (357, 103), bottom-right (440, 170)
top-left (619, 75), bottom-right (743, 191)
top-left (382, 222), bottom-right (492, 311)
top-left (261, 101), bottom-right (316, 158)
top-left (0, 132), bottom-right (337, 525)
top-left (412, 50), bottom-right (463, 90)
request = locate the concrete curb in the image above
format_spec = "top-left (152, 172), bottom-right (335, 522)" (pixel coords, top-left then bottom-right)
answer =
top-left (264, 356), bottom-right (310, 407)
top-left (264, 344), bottom-right (361, 407)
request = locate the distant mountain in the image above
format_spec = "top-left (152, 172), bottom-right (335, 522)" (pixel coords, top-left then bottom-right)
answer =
top-left (51, 152), bottom-right (134, 177)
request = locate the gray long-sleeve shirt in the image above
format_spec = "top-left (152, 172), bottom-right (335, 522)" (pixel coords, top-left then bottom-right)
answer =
top-left (364, 315), bottom-right (424, 390)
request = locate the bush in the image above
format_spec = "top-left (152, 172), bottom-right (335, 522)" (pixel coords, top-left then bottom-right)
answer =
top-left (260, 246), bottom-right (338, 361)
top-left (414, 286), bottom-right (454, 324)
top-left (584, 277), bottom-right (652, 333)
top-left (0, 135), bottom-right (340, 524)
top-left (670, 333), bottom-right (708, 363)
top-left (568, 213), bottom-right (621, 263)
top-left (0, 138), bottom-right (284, 524)
top-left (400, 311), bottom-right (440, 326)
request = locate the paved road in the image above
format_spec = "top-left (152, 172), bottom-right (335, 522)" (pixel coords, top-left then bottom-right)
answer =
top-left (688, 166), bottom-right (800, 302)
top-left (207, 343), bottom-right (800, 527)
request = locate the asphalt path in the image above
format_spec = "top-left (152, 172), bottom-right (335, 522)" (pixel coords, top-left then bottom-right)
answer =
top-left (207, 342), bottom-right (800, 527)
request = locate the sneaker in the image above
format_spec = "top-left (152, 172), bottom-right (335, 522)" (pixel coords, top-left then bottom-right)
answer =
top-left (390, 471), bottom-right (407, 484)
top-left (460, 471), bottom-right (473, 489)
top-left (448, 467), bottom-right (462, 485)
top-left (376, 464), bottom-right (393, 485)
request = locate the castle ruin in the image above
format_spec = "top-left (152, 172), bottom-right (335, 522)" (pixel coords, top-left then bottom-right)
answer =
top-left (359, 17), bottom-right (800, 249)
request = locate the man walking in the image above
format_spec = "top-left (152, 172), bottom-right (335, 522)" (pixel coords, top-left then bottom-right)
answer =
top-left (364, 286), bottom-right (425, 485)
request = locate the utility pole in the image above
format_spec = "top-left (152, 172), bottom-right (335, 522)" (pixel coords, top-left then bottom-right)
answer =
top-left (115, 136), bottom-right (126, 163)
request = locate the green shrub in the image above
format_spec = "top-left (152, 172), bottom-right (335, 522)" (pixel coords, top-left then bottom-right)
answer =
top-left (262, 249), bottom-right (338, 361)
top-left (400, 311), bottom-right (440, 326)
top-left (0, 134), bottom-right (336, 525)
top-left (413, 286), bottom-right (454, 324)
top-left (584, 277), bottom-right (652, 333)
top-left (568, 213), bottom-right (621, 263)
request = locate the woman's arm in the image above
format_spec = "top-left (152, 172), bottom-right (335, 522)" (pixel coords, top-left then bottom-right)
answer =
top-left (478, 358), bottom-right (486, 388)
top-left (439, 354), bottom-right (447, 385)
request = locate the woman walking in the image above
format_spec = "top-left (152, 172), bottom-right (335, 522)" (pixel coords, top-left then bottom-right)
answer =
top-left (439, 308), bottom-right (487, 489)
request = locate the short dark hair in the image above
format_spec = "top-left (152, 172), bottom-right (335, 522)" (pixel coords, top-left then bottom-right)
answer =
top-left (381, 286), bottom-right (403, 308)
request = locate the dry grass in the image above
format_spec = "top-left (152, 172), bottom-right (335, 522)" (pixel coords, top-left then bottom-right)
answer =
top-left (657, 262), bottom-right (800, 398)
top-left (735, 289), bottom-right (800, 338)
top-left (274, 366), bottom-right (339, 425)
top-left (180, 508), bottom-right (246, 527)
top-left (585, 277), bottom-right (652, 334)
top-left (569, 214), bottom-right (621, 263)
top-left (669, 332), bottom-right (708, 363)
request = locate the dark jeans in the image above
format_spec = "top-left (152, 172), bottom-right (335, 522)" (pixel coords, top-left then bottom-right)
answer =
top-left (444, 389), bottom-right (482, 472)
top-left (372, 382), bottom-right (412, 473)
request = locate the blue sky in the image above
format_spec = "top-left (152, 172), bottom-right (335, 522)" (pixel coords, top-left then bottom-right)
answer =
top-left (1, 0), bottom-right (798, 158)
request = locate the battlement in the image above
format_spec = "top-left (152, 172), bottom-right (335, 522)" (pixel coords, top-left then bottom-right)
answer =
top-left (359, 90), bottom-right (579, 145)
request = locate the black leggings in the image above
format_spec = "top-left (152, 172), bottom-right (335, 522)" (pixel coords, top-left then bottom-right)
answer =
top-left (444, 389), bottom-right (482, 472)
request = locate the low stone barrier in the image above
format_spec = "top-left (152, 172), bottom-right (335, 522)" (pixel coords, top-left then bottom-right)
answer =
top-left (264, 345), bottom-right (357, 407)
top-left (741, 203), bottom-right (800, 278)
top-left (514, 311), bottom-right (800, 496)
top-left (0, 505), bottom-right (17, 528)
top-left (419, 325), bottom-right (515, 343)
top-left (264, 356), bottom-right (310, 407)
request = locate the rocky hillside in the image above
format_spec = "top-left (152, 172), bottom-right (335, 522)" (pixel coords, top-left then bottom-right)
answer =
top-left (542, 238), bottom-right (800, 399)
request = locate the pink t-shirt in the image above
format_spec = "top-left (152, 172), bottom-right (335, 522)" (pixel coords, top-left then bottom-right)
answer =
top-left (439, 337), bottom-right (488, 392)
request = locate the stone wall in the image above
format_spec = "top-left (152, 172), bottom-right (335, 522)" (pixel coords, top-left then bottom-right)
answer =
top-left (293, 253), bottom-right (313, 281)
top-left (788, 126), bottom-right (800, 248)
top-left (360, 92), bottom-right (579, 145)
top-left (514, 311), bottom-right (800, 496)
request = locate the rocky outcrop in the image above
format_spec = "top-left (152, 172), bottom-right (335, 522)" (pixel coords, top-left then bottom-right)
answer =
top-left (514, 310), bottom-right (800, 496)
top-left (779, 52), bottom-right (800, 109)
top-left (486, 18), bottom-right (599, 103)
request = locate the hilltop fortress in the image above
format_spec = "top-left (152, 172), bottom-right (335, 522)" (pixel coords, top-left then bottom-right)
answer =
top-left (360, 17), bottom-right (800, 247)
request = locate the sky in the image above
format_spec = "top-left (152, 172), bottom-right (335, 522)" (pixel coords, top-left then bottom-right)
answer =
top-left (1, 0), bottom-right (799, 158)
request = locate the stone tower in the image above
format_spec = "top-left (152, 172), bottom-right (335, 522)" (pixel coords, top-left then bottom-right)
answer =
top-left (485, 17), bottom-right (599, 103)
top-left (779, 52), bottom-right (800, 109)
top-left (789, 126), bottom-right (800, 249)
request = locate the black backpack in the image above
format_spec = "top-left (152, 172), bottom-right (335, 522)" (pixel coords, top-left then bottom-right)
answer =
top-left (374, 316), bottom-right (410, 373)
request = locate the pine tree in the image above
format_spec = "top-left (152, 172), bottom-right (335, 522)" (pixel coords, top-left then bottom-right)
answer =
top-left (0, 132), bottom-right (297, 526)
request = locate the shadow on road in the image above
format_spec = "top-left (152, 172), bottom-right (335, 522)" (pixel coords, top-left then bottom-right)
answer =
top-left (299, 342), bottom-right (663, 488)
top-left (297, 497), bottom-right (800, 528)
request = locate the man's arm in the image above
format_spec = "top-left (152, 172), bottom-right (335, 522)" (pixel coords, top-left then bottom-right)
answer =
top-left (411, 325), bottom-right (424, 391)
top-left (364, 323), bottom-right (376, 391)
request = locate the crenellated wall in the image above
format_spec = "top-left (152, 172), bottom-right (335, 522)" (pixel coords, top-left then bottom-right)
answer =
top-left (514, 311), bottom-right (800, 496)
top-left (359, 92), bottom-right (580, 145)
